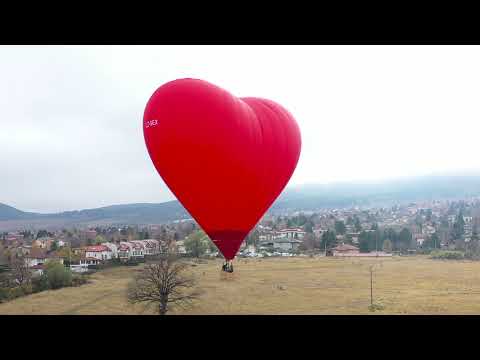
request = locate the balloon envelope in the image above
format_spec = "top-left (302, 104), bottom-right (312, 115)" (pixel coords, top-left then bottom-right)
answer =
top-left (143, 79), bottom-right (301, 260)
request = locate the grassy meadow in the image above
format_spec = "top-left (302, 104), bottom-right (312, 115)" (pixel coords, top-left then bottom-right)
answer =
top-left (2, 256), bottom-right (480, 314)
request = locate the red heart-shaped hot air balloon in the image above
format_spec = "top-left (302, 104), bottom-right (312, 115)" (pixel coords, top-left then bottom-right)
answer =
top-left (143, 78), bottom-right (301, 260)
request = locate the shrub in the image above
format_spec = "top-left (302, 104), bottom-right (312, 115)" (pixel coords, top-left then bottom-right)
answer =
top-left (72, 274), bottom-right (89, 287)
top-left (6, 285), bottom-right (33, 300)
top-left (44, 261), bottom-right (73, 289)
top-left (7, 286), bottom-right (26, 300)
top-left (97, 258), bottom-right (123, 270)
top-left (465, 252), bottom-right (480, 260)
top-left (20, 283), bottom-right (33, 295)
top-left (32, 275), bottom-right (50, 293)
top-left (126, 259), bottom-right (139, 266)
top-left (0, 287), bottom-right (8, 302)
top-left (0, 264), bottom-right (81, 302)
top-left (110, 258), bottom-right (121, 266)
top-left (368, 302), bottom-right (385, 312)
top-left (416, 248), bottom-right (433, 255)
top-left (430, 250), bottom-right (465, 260)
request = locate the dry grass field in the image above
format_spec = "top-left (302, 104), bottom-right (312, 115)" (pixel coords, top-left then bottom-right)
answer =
top-left (3, 256), bottom-right (480, 315)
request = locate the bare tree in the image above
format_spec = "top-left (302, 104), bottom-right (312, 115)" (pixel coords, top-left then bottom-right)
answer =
top-left (10, 256), bottom-right (32, 286)
top-left (127, 255), bottom-right (201, 315)
top-left (301, 233), bottom-right (316, 251)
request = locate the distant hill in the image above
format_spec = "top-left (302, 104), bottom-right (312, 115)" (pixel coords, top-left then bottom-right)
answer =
top-left (0, 201), bottom-right (189, 231)
top-left (51, 201), bottom-right (189, 223)
top-left (271, 174), bottom-right (480, 212)
top-left (2, 174), bottom-right (480, 231)
top-left (0, 203), bottom-right (39, 221)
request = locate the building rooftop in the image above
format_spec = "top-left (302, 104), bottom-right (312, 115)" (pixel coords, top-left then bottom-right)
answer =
top-left (333, 244), bottom-right (359, 251)
top-left (85, 245), bottom-right (111, 252)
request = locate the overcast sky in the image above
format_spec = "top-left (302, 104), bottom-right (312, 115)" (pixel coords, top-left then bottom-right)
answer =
top-left (2, 45), bottom-right (480, 213)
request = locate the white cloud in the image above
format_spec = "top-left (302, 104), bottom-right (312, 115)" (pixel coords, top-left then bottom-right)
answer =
top-left (1, 45), bottom-right (480, 212)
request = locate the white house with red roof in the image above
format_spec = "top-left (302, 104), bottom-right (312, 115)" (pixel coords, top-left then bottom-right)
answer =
top-left (70, 256), bottom-right (102, 273)
top-left (117, 241), bottom-right (143, 261)
top-left (116, 240), bottom-right (161, 261)
top-left (140, 239), bottom-right (160, 255)
top-left (128, 241), bottom-right (145, 259)
top-left (117, 242), bottom-right (133, 261)
top-left (85, 245), bottom-right (112, 261)
top-left (80, 257), bottom-right (101, 266)
top-left (103, 242), bottom-right (118, 258)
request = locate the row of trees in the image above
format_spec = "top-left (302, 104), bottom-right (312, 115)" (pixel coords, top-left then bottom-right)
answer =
top-left (298, 230), bottom-right (337, 252)
top-left (357, 227), bottom-right (411, 252)
top-left (298, 226), bottom-right (438, 253)
top-left (345, 216), bottom-right (363, 232)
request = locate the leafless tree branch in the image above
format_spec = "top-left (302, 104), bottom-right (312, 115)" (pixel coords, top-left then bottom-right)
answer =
top-left (127, 255), bottom-right (201, 315)
top-left (10, 256), bottom-right (31, 286)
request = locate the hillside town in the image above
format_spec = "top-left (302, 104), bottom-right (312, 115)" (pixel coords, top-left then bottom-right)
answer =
top-left (2, 197), bottom-right (480, 277)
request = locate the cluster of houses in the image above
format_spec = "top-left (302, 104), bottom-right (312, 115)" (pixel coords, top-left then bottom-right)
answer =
top-left (73, 239), bottom-right (181, 272)
top-left (1, 220), bottom-right (401, 274)
top-left (10, 239), bottom-right (178, 275)
top-left (258, 228), bottom-right (306, 252)
top-left (24, 248), bottom-right (65, 276)
top-left (253, 226), bottom-right (393, 257)
top-left (15, 232), bottom-right (392, 275)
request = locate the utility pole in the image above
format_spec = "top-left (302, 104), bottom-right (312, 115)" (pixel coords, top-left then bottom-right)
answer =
top-left (370, 265), bottom-right (374, 306)
top-left (324, 234), bottom-right (328, 257)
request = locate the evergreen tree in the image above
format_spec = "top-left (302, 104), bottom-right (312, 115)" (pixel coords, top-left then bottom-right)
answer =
top-left (50, 241), bottom-right (58, 252)
top-left (399, 228), bottom-right (413, 250)
top-left (373, 228), bottom-right (383, 251)
top-left (422, 232), bottom-right (440, 250)
top-left (466, 227), bottom-right (480, 259)
top-left (36, 230), bottom-right (48, 239)
top-left (354, 216), bottom-right (362, 232)
top-left (335, 221), bottom-right (346, 235)
top-left (296, 214), bottom-right (308, 227)
top-left (415, 215), bottom-right (423, 233)
top-left (94, 235), bottom-right (106, 244)
top-left (430, 232), bottom-right (440, 249)
top-left (304, 221), bottom-right (314, 233)
top-left (453, 210), bottom-right (465, 241)
top-left (320, 230), bottom-right (337, 252)
top-left (358, 231), bottom-right (370, 252)
top-left (426, 209), bottom-right (432, 222)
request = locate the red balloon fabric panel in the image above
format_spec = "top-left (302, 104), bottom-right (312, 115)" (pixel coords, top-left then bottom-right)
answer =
top-left (144, 79), bottom-right (301, 260)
